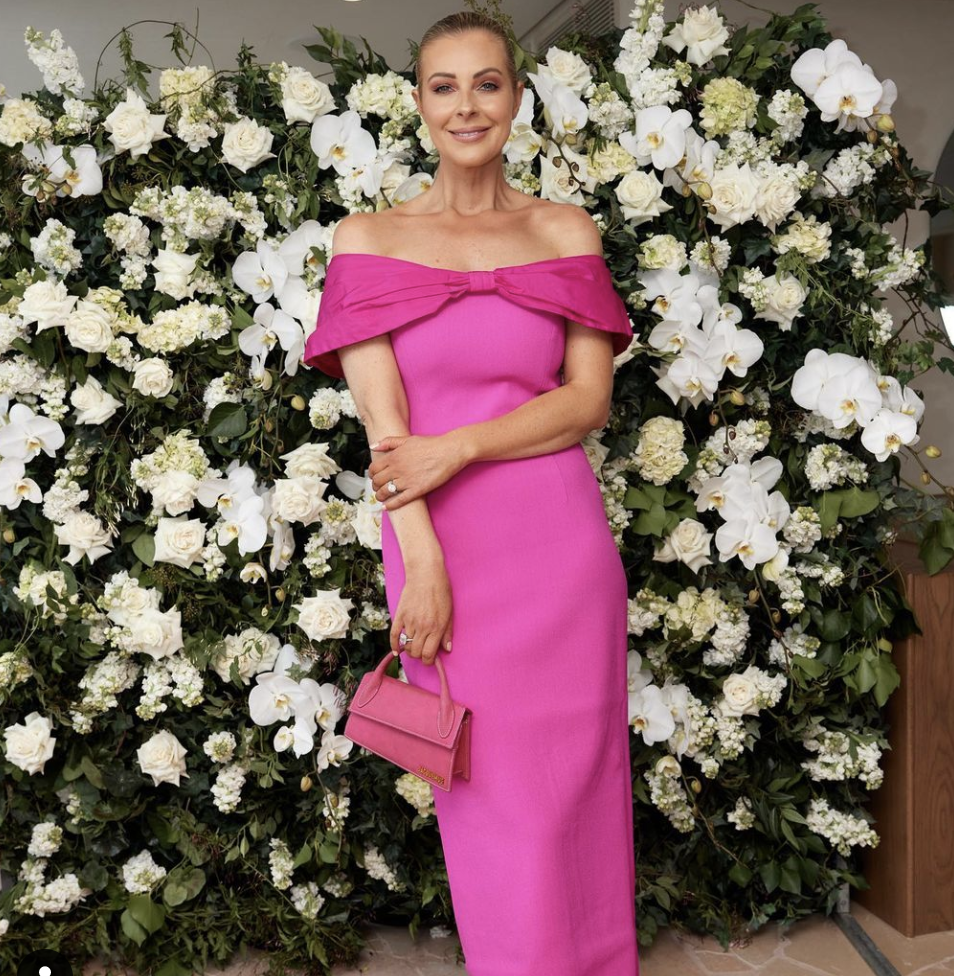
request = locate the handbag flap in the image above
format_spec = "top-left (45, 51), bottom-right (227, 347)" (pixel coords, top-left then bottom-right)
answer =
top-left (347, 672), bottom-right (468, 743)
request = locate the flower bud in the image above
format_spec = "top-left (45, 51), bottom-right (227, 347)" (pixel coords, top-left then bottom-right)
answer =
top-left (876, 114), bottom-right (895, 133)
top-left (866, 129), bottom-right (880, 144)
top-left (695, 181), bottom-right (713, 201)
top-left (264, 418), bottom-right (274, 433)
top-left (748, 589), bottom-right (759, 604)
top-left (275, 587), bottom-right (286, 602)
top-left (921, 472), bottom-right (932, 485)
top-left (690, 778), bottom-right (702, 795)
top-left (771, 610), bottom-right (781, 624)
top-left (260, 370), bottom-right (274, 392)
top-left (878, 638), bottom-right (893, 653)
top-left (728, 389), bottom-right (746, 406)
top-left (291, 395), bottom-right (307, 411)
top-left (709, 412), bottom-right (719, 426)
top-left (926, 445), bottom-right (942, 459)
top-left (300, 775), bottom-right (313, 792)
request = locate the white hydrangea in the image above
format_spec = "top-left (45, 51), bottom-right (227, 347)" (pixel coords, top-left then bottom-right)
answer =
top-left (345, 71), bottom-right (416, 122)
top-left (0, 97), bottom-right (54, 147)
top-left (121, 850), bottom-right (168, 894)
top-left (632, 416), bottom-right (688, 485)
top-left (394, 772), bottom-right (436, 818)
top-left (69, 651), bottom-right (142, 734)
top-left (773, 212), bottom-right (832, 263)
top-left (137, 301), bottom-right (230, 353)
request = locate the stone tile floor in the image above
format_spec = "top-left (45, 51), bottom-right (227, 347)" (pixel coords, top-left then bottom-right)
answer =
top-left (81, 903), bottom-right (954, 976)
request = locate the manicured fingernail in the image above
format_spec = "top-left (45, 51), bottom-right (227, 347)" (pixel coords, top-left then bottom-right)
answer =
top-left (446, 641), bottom-right (452, 651)
top-left (369, 442), bottom-right (380, 450)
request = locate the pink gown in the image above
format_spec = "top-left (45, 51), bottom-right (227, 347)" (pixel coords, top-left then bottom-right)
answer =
top-left (303, 252), bottom-right (640, 976)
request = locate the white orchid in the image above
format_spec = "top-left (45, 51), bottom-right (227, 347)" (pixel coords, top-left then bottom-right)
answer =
top-left (815, 363), bottom-right (882, 429)
top-left (216, 494), bottom-right (268, 555)
top-left (0, 403), bottom-right (65, 461)
top-left (860, 409), bottom-right (919, 461)
top-left (196, 462), bottom-right (258, 516)
top-left (715, 515), bottom-right (780, 570)
top-left (629, 683), bottom-right (677, 746)
top-left (704, 320), bottom-right (764, 378)
top-left (623, 106), bottom-right (694, 170)
top-left (232, 238), bottom-right (290, 304)
top-left (239, 302), bottom-right (305, 378)
top-left (526, 71), bottom-right (588, 140)
top-left (316, 729), bottom-right (354, 770)
top-left (310, 110), bottom-right (377, 176)
top-left (0, 457), bottom-right (42, 509)
top-left (21, 141), bottom-right (103, 198)
top-left (277, 220), bottom-right (325, 277)
top-left (812, 61), bottom-right (883, 132)
top-left (640, 269), bottom-right (707, 326)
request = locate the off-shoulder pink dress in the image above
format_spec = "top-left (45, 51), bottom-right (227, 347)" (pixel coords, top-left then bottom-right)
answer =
top-left (303, 252), bottom-right (640, 976)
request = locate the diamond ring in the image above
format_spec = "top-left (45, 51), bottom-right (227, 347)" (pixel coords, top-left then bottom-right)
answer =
top-left (387, 480), bottom-right (398, 494)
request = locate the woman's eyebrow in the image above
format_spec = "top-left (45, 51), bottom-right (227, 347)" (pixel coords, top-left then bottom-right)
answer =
top-left (426, 67), bottom-right (503, 81)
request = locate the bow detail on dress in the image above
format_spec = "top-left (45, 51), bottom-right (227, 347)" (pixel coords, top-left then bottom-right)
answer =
top-left (303, 253), bottom-right (635, 379)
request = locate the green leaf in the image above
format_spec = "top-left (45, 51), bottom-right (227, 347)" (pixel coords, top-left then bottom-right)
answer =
top-left (779, 857), bottom-right (802, 894)
top-left (292, 841), bottom-right (312, 868)
top-left (121, 908), bottom-right (148, 945)
top-left (728, 861), bottom-right (753, 886)
top-left (132, 531), bottom-right (155, 568)
top-left (873, 655), bottom-right (901, 707)
top-left (128, 894), bottom-right (166, 934)
top-left (162, 867), bottom-right (206, 907)
top-left (206, 402), bottom-right (248, 439)
top-left (80, 755), bottom-right (105, 789)
top-left (760, 860), bottom-right (781, 893)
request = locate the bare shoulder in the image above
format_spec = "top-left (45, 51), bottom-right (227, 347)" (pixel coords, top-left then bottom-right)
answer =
top-left (532, 199), bottom-right (603, 258)
top-left (330, 211), bottom-right (393, 258)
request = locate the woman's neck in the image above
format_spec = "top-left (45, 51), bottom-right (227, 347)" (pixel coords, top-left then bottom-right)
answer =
top-left (418, 161), bottom-right (520, 216)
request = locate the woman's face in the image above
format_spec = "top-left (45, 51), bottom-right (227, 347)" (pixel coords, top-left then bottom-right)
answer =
top-left (412, 30), bottom-right (523, 163)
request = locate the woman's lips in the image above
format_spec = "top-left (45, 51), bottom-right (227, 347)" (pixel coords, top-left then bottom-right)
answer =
top-left (450, 127), bottom-right (490, 141)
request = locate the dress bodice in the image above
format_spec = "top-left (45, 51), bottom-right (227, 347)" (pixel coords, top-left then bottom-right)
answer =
top-left (301, 252), bottom-right (635, 437)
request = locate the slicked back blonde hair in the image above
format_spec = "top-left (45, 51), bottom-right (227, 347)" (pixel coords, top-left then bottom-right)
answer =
top-left (415, 11), bottom-right (519, 94)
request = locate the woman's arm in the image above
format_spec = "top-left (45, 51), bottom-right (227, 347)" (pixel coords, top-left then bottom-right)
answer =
top-left (332, 215), bottom-right (445, 574)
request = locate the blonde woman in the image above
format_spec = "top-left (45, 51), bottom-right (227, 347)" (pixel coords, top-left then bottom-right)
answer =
top-left (304, 11), bottom-right (639, 974)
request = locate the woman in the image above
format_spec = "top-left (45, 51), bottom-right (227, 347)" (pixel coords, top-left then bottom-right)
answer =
top-left (303, 11), bottom-right (640, 975)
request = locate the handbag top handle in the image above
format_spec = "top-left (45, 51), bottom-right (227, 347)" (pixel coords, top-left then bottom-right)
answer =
top-left (354, 649), bottom-right (456, 738)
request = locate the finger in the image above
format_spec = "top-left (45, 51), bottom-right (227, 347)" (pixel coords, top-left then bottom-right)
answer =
top-left (390, 618), bottom-right (403, 656)
top-left (421, 630), bottom-right (441, 666)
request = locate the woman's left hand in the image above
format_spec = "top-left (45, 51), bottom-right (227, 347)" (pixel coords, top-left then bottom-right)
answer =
top-left (368, 433), bottom-right (467, 509)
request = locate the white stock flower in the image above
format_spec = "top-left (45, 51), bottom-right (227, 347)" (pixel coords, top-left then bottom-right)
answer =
top-left (137, 729), bottom-right (189, 787)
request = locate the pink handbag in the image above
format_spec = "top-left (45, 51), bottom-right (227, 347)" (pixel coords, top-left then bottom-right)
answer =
top-left (344, 649), bottom-right (472, 791)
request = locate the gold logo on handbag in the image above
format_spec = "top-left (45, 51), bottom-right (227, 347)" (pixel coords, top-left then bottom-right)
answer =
top-left (418, 765), bottom-right (445, 784)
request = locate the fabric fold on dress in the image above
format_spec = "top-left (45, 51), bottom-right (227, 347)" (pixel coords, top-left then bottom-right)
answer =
top-left (302, 253), bottom-right (634, 378)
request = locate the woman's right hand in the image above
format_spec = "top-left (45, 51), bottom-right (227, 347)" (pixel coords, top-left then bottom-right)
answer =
top-left (390, 558), bottom-right (454, 666)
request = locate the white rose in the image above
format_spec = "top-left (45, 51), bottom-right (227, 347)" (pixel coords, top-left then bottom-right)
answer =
top-left (754, 171), bottom-right (801, 231)
top-left (137, 729), bottom-right (189, 787)
top-left (154, 516), bottom-right (206, 568)
top-left (271, 476), bottom-right (328, 526)
top-left (653, 518), bottom-right (714, 573)
top-left (132, 357), bottom-right (175, 398)
top-left (279, 443), bottom-right (340, 479)
top-left (758, 273), bottom-right (807, 331)
top-left (615, 169), bottom-right (672, 226)
top-left (295, 589), bottom-right (354, 641)
top-left (53, 511), bottom-right (115, 565)
top-left (707, 162), bottom-right (759, 230)
top-left (540, 47), bottom-right (593, 94)
top-left (540, 143), bottom-right (597, 204)
top-left (663, 6), bottom-right (730, 66)
top-left (152, 249), bottom-right (198, 301)
top-left (719, 673), bottom-right (761, 717)
top-left (212, 630), bottom-right (281, 684)
top-left (581, 435), bottom-right (610, 477)
top-left (65, 300), bottom-right (114, 353)
top-left (107, 585), bottom-right (161, 627)
top-left (127, 607), bottom-right (184, 660)
top-left (3, 711), bottom-right (56, 775)
top-left (152, 470), bottom-right (200, 516)
top-left (352, 500), bottom-right (382, 549)
top-left (103, 88), bottom-right (170, 158)
top-left (221, 117), bottom-right (276, 173)
top-left (281, 67), bottom-right (335, 124)
top-left (70, 375), bottom-right (123, 425)
top-left (18, 279), bottom-right (77, 331)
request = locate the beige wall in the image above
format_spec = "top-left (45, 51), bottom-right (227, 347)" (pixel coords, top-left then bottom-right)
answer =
top-left (659, 0), bottom-right (954, 486)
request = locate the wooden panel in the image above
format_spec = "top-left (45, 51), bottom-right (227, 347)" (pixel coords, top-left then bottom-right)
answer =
top-left (856, 554), bottom-right (954, 937)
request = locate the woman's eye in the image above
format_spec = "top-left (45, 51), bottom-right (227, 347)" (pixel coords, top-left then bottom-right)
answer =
top-left (434, 82), bottom-right (499, 93)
